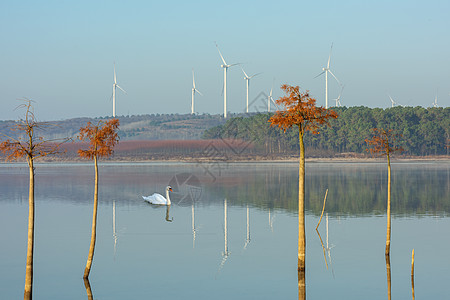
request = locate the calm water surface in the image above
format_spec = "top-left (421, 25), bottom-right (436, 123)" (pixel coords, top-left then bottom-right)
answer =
top-left (0, 161), bottom-right (449, 299)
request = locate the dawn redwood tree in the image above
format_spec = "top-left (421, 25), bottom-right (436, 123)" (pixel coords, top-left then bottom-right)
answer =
top-left (365, 128), bottom-right (402, 256)
top-left (0, 100), bottom-right (68, 300)
top-left (269, 85), bottom-right (338, 274)
top-left (78, 118), bottom-right (120, 279)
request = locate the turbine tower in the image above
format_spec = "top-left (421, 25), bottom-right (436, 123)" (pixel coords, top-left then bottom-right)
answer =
top-left (315, 43), bottom-right (341, 109)
top-left (216, 43), bottom-right (239, 118)
top-left (112, 63), bottom-right (127, 117)
top-left (191, 69), bottom-right (203, 114)
top-left (241, 67), bottom-right (261, 113)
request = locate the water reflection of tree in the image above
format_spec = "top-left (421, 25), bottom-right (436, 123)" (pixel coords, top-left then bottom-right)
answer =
top-left (83, 278), bottom-right (94, 300)
top-left (385, 254), bottom-right (391, 300)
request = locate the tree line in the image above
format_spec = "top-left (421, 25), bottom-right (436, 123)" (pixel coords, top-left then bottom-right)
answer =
top-left (202, 106), bottom-right (450, 156)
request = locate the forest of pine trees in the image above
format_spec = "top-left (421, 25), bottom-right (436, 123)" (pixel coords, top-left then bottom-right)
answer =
top-left (202, 106), bottom-right (449, 156)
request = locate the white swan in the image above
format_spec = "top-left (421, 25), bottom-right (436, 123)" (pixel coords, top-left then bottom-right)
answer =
top-left (142, 186), bottom-right (173, 205)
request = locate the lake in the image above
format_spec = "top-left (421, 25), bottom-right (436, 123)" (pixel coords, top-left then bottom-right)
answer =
top-left (0, 161), bottom-right (449, 299)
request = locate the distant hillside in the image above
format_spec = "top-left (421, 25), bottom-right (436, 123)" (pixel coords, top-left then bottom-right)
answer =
top-left (0, 113), bottom-right (228, 141)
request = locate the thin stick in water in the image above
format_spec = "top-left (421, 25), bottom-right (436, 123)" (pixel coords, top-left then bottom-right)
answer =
top-left (316, 189), bottom-right (329, 230)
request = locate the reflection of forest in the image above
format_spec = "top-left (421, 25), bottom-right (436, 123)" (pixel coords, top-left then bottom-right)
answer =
top-left (1, 163), bottom-right (448, 216)
top-left (202, 163), bottom-right (450, 216)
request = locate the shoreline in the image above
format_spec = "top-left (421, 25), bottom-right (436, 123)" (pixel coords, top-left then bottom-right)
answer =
top-left (1, 155), bottom-right (448, 165)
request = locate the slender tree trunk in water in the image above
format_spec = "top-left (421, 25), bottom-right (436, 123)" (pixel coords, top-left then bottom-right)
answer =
top-left (385, 153), bottom-right (391, 256)
top-left (24, 157), bottom-right (34, 300)
top-left (298, 127), bottom-right (306, 272)
top-left (84, 156), bottom-right (99, 278)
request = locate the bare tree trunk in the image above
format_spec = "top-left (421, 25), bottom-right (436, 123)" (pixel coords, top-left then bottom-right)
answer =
top-left (385, 153), bottom-right (391, 256)
top-left (298, 127), bottom-right (306, 272)
top-left (84, 156), bottom-right (99, 278)
top-left (24, 157), bottom-right (34, 300)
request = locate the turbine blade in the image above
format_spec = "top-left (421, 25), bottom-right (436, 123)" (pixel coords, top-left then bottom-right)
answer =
top-left (314, 71), bottom-right (326, 78)
top-left (270, 97), bottom-right (279, 109)
top-left (249, 72), bottom-right (263, 79)
top-left (192, 69), bottom-right (196, 88)
top-left (241, 67), bottom-right (249, 79)
top-left (328, 70), bottom-right (341, 85)
top-left (116, 85), bottom-right (127, 94)
top-left (229, 63), bottom-right (241, 67)
top-left (215, 42), bottom-right (227, 65)
top-left (327, 43), bottom-right (333, 68)
top-left (195, 89), bottom-right (203, 96)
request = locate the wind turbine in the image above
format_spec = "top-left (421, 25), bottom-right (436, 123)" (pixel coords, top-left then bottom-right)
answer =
top-left (388, 94), bottom-right (403, 107)
top-left (241, 67), bottom-right (262, 113)
top-left (315, 43), bottom-right (341, 109)
top-left (112, 63), bottom-right (127, 117)
top-left (267, 81), bottom-right (278, 112)
top-left (333, 85), bottom-right (345, 107)
top-left (432, 91), bottom-right (438, 107)
top-left (191, 69), bottom-right (203, 114)
top-left (216, 43), bottom-right (240, 118)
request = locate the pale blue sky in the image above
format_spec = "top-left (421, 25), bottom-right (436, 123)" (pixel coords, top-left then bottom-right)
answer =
top-left (0, 0), bottom-right (449, 120)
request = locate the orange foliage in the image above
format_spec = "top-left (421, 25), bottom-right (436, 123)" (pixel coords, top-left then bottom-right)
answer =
top-left (0, 100), bottom-right (68, 161)
top-left (78, 119), bottom-right (120, 160)
top-left (268, 85), bottom-right (338, 133)
top-left (365, 128), bottom-right (403, 156)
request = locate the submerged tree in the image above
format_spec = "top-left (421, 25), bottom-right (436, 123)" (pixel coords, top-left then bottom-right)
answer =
top-left (365, 128), bottom-right (402, 256)
top-left (0, 100), bottom-right (68, 300)
top-left (78, 118), bottom-right (120, 279)
top-left (269, 85), bottom-right (338, 272)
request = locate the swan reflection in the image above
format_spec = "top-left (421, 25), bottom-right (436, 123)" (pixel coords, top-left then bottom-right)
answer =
top-left (165, 205), bottom-right (173, 222)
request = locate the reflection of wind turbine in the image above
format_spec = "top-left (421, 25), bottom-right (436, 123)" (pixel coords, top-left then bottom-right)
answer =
top-left (192, 203), bottom-right (197, 248)
top-left (316, 213), bottom-right (335, 276)
top-left (191, 69), bottom-right (203, 114)
top-left (217, 198), bottom-right (229, 275)
top-left (315, 43), bottom-right (341, 109)
top-left (216, 43), bottom-right (240, 118)
top-left (325, 213), bottom-right (335, 277)
top-left (112, 200), bottom-right (126, 260)
top-left (268, 208), bottom-right (275, 232)
top-left (113, 200), bottom-right (117, 258)
top-left (243, 204), bottom-right (251, 250)
top-left (112, 63), bottom-right (127, 117)
top-left (242, 67), bottom-right (261, 113)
